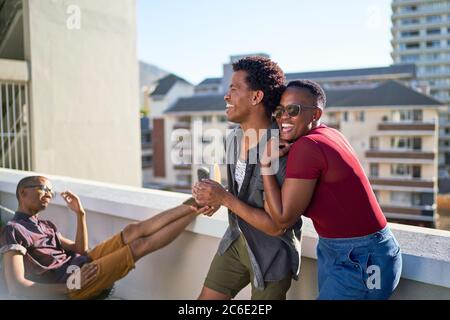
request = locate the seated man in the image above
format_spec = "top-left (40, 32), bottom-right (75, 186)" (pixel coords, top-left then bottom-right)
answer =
top-left (0, 175), bottom-right (199, 299)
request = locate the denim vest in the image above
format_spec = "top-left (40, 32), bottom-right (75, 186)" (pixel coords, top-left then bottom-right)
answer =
top-left (217, 124), bottom-right (303, 290)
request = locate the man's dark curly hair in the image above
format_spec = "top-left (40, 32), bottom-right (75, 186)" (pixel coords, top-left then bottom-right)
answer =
top-left (286, 80), bottom-right (327, 108)
top-left (232, 56), bottom-right (285, 118)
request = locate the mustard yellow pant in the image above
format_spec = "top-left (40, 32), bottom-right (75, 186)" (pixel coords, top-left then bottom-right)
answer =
top-left (69, 233), bottom-right (135, 300)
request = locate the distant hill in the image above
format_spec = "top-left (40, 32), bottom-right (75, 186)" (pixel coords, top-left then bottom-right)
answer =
top-left (139, 61), bottom-right (169, 106)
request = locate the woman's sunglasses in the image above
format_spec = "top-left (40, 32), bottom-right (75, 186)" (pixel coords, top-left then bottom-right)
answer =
top-left (272, 104), bottom-right (318, 119)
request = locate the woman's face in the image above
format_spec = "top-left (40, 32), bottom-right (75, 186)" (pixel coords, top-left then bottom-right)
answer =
top-left (276, 87), bottom-right (322, 142)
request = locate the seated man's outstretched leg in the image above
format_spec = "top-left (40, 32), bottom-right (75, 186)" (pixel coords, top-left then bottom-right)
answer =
top-left (69, 205), bottom-right (197, 299)
top-left (121, 204), bottom-right (195, 245)
top-left (128, 207), bottom-right (197, 262)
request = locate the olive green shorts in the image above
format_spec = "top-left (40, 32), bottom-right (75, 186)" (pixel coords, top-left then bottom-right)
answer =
top-left (204, 234), bottom-right (292, 300)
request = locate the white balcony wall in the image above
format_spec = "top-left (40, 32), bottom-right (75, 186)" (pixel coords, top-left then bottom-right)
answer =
top-left (1, 169), bottom-right (450, 299)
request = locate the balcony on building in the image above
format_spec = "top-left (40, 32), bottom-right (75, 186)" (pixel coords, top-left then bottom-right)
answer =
top-left (366, 150), bottom-right (435, 164)
top-left (173, 163), bottom-right (192, 171)
top-left (370, 177), bottom-right (435, 193)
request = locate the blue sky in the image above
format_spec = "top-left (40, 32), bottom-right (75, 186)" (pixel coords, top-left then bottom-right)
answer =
top-left (137, 0), bottom-right (393, 84)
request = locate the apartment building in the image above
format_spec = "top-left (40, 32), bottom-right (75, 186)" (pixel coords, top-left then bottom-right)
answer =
top-left (157, 95), bottom-right (229, 192)
top-left (322, 80), bottom-right (443, 227)
top-left (391, 0), bottom-right (450, 176)
top-left (142, 73), bottom-right (194, 188)
top-left (0, 0), bottom-right (141, 186)
top-left (153, 54), bottom-right (443, 226)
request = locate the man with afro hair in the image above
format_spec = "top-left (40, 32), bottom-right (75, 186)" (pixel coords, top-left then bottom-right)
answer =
top-left (193, 56), bottom-right (302, 300)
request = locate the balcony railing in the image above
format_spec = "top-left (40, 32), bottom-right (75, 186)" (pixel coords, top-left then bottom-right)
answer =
top-left (369, 177), bottom-right (434, 189)
top-left (378, 122), bottom-right (436, 131)
top-left (366, 150), bottom-right (435, 160)
top-left (381, 204), bottom-right (435, 216)
top-left (1, 168), bottom-right (449, 299)
top-left (173, 164), bottom-right (192, 170)
top-left (0, 59), bottom-right (31, 172)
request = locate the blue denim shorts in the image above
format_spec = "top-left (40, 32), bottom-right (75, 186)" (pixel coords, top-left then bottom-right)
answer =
top-left (317, 226), bottom-right (402, 300)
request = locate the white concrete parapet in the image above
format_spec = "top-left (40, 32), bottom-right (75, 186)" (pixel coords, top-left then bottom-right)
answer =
top-left (1, 168), bottom-right (449, 299)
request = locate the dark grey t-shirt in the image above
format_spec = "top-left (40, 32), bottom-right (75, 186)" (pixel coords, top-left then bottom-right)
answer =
top-left (217, 125), bottom-right (302, 290)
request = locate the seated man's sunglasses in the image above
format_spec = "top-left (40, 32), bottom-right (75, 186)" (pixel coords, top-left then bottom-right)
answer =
top-left (272, 104), bottom-right (318, 119)
top-left (23, 185), bottom-right (56, 197)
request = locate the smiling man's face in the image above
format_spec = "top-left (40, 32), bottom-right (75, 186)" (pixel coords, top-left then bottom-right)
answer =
top-left (224, 70), bottom-right (255, 124)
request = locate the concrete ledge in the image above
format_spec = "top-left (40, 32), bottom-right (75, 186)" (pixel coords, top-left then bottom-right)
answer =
top-left (1, 168), bottom-right (449, 290)
top-left (0, 59), bottom-right (29, 82)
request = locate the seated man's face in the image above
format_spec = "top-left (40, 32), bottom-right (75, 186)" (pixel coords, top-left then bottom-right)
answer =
top-left (20, 177), bottom-right (54, 212)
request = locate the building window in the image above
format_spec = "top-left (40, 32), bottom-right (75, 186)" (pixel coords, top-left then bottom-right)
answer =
top-left (401, 43), bottom-right (420, 50)
top-left (401, 54), bottom-right (420, 63)
top-left (426, 15), bottom-right (442, 24)
top-left (370, 137), bottom-right (379, 150)
top-left (390, 191), bottom-right (412, 205)
top-left (389, 190), bottom-right (424, 206)
top-left (202, 116), bottom-right (212, 123)
top-left (401, 30), bottom-right (420, 37)
top-left (412, 165), bottom-right (421, 178)
top-left (425, 53), bottom-right (441, 61)
top-left (370, 163), bottom-right (379, 177)
top-left (359, 111), bottom-right (365, 122)
top-left (426, 40), bottom-right (441, 48)
top-left (217, 115), bottom-right (227, 122)
top-left (391, 109), bottom-right (422, 122)
top-left (425, 65), bottom-right (441, 74)
top-left (427, 28), bottom-right (441, 35)
top-left (412, 193), bottom-right (422, 206)
top-left (390, 164), bottom-right (421, 178)
top-left (353, 111), bottom-right (365, 122)
top-left (401, 5), bottom-right (418, 13)
top-left (401, 18), bottom-right (420, 25)
top-left (327, 112), bottom-right (338, 123)
top-left (176, 174), bottom-right (192, 186)
top-left (390, 136), bottom-right (421, 150)
top-left (178, 116), bottom-right (191, 123)
top-left (391, 164), bottom-right (411, 177)
top-left (142, 155), bottom-right (153, 167)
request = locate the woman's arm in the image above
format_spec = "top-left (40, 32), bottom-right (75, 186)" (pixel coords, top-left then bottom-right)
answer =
top-left (262, 172), bottom-right (317, 229)
top-left (261, 136), bottom-right (322, 229)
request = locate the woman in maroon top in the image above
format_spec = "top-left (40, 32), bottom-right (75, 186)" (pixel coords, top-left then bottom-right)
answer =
top-left (261, 80), bottom-right (402, 299)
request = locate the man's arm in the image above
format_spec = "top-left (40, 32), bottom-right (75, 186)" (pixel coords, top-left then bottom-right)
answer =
top-left (193, 180), bottom-right (284, 236)
top-left (60, 191), bottom-right (88, 255)
top-left (3, 251), bottom-right (68, 299)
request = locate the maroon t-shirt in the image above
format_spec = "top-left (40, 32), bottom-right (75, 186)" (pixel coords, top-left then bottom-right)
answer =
top-left (285, 124), bottom-right (387, 238)
top-left (0, 212), bottom-right (88, 283)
